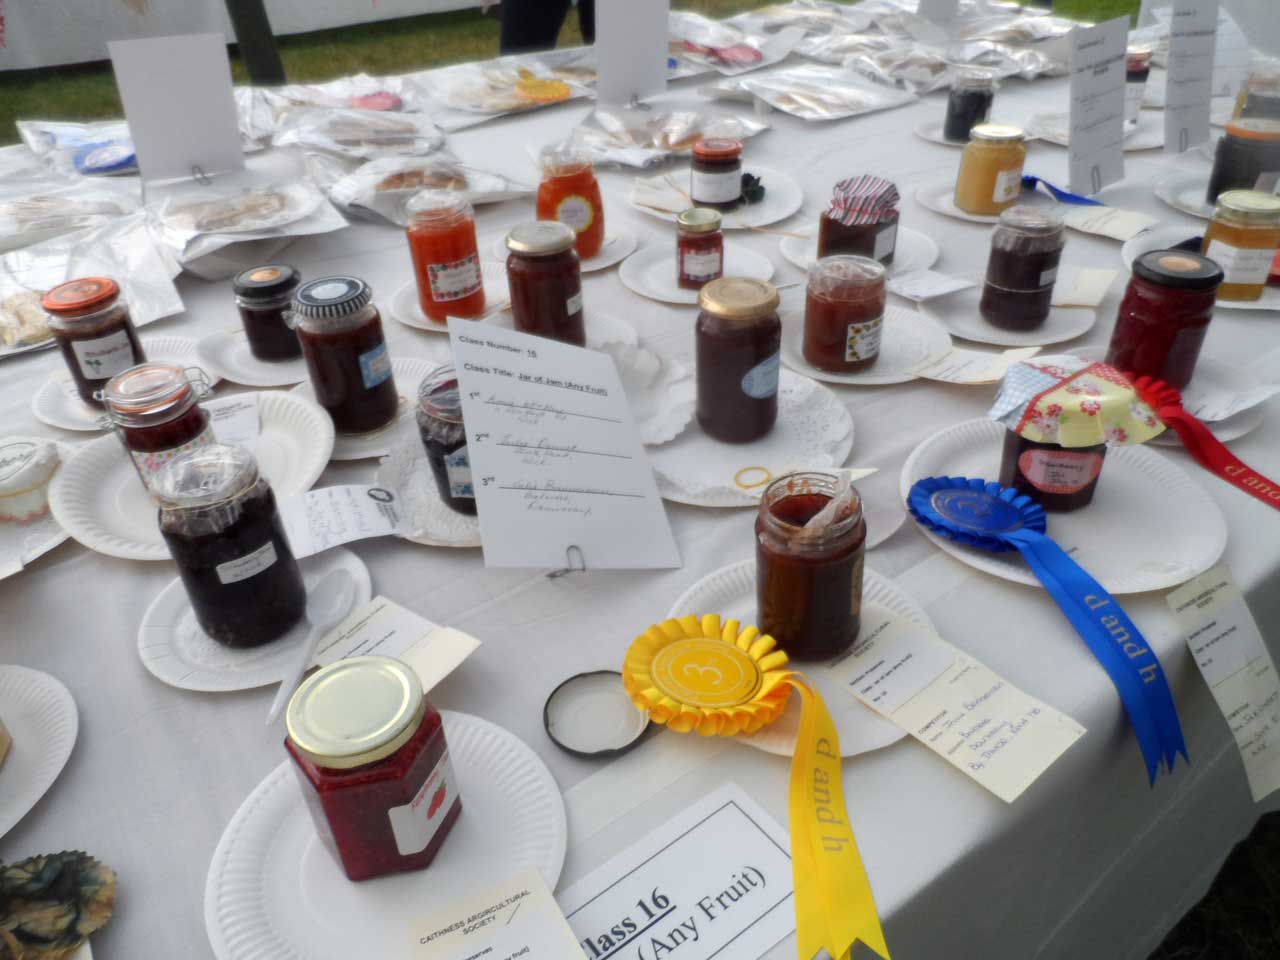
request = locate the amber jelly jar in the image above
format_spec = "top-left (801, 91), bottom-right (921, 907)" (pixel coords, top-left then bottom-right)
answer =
top-left (954, 123), bottom-right (1027, 216)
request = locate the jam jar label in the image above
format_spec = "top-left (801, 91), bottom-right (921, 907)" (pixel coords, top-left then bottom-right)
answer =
top-left (681, 249), bottom-right (722, 282)
top-left (388, 748), bottom-right (458, 856)
top-left (71, 328), bottom-right (138, 381)
top-left (1018, 449), bottom-right (1104, 495)
top-left (993, 167), bottom-right (1021, 203)
top-left (740, 352), bottom-right (780, 399)
top-left (555, 195), bottom-right (595, 233)
top-left (566, 290), bottom-right (584, 316)
top-left (215, 540), bottom-right (278, 585)
top-left (427, 254), bottom-right (482, 303)
top-left (874, 223), bottom-right (897, 262)
top-left (1205, 240), bottom-right (1274, 286)
top-left (845, 315), bottom-right (883, 362)
top-left (1039, 266), bottom-right (1059, 287)
top-left (130, 423), bottom-right (216, 486)
top-left (444, 446), bottom-right (474, 498)
top-left (692, 167), bottom-right (742, 204)
top-left (359, 343), bottom-right (392, 390)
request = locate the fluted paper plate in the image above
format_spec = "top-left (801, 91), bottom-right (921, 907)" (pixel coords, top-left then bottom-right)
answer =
top-left (0, 665), bottom-right (78, 838)
top-left (374, 439), bottom-right (482, 548)
top-left (619, 242), bottom-right (774, 305)
top-left (780, 302), bottom-right (952, 386)
top-left (919, 283), bottom-right (1097, 348)
top-left (195, 327), bottom-right (309, 387)
top-left (1154, 172), bottom-right (1214, 221)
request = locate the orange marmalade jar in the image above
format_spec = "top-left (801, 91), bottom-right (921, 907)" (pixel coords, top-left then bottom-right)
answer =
top-left (536, 148), bottom-right (604, 260)
top-left (406, 190), bottom-right (486, 323)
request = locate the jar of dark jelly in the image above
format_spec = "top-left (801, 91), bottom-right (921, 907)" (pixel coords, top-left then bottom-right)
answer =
top-left (1106, 250), bottom-right (1224, 390)
top-left (286, 656), bottom-right (462, 882)
top-left (293, 276), bottom-right (400, 434)
top-left (690, 138), bottom-right (744, 212)
top-left (101, 362), bottom-right (215, 491)
top-left (416, 366), bottom-right (475, 516)
top-left (943, 70), bottom-right (996, 143)
top-left (155, 443), bottom-right (306, 647)
top-left (696, 278), bottom-right (781, 444)
top-left (755, 472), bottom-right (866, 661)
top-left (979, 205), bottom-right (1065, 331)
top-left (41, 276), bottom-right (146, 407)
top-left (816, 209), bottom-right (898, 266)
top-left (505, 221), bottom-right (586, 347)
top-left (1205, 118), bottom-right (1280, 205)
top-left (998, 430), bottom-right (1108, 512)
top-left (232, 264), bottom-right (302, 362)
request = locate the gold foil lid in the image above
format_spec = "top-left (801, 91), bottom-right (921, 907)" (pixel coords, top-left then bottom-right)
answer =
top-left (1215, 189), bottom-right (1280, 221)
top-left (698, 277), bottom-right (780, 319)
top-left (970, 123), bottom-right (1026, 143)
top-left (677, 208), bottom-right (723, 234)
top-left (506, 220), bottom-right (576, 256)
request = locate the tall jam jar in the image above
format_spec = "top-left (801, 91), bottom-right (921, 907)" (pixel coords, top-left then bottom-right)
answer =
top-left (1200, 190), bottom-right (1280, 301)
top-left (505, 221), bottom-right (586, 346)
top-left (690, 138), bottom-right (744, 212)
top-left (979, 205), bottom-right (1066, 330)
top-left (943, 70), bottom-right (996, 143)
top-left (406, 190), bottom-right (486, 324)
top-left (803, 255), bottom-right (886, 373)
top-left (953, 124), bottom-right (1026, 217)
top-left (285, 656), bottom-right (463, 882)
top-left (155, 443), bottom-right (305, 648)
top-left (42, 277), bottom-right (146, 407)
top-left (1205, 118), bottom-right (1280, 205)
top-left (676, 208), bottom-right (724, 291)
top-left (696, 278), bottom-right (781, 443)
top-left (536, 147), bottom-right (605, 260)
top-left (101, 362), bottom-right (215, 490)
top-left (233, 264), bottom-right (302, 362)
top-left (416, 366), bottom-right (475, 516)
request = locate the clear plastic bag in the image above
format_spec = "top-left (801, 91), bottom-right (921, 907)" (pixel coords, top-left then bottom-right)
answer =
top-left (563, 108), bottom-right (770, 167)
top-left (237, 74), bottom-right (431, 148)
top-left (272, 107), bottom-right (446, 161)
top-left (843, 46), bottom-right (958, 94)
top-left (704, 65), bottom-right (916, 121)
top-left (420, 51), bottom-right (595, 116)
top-left (797, 31), bottom-right (900, 64)
top-left (669, 11), bottom-right (806, 76)
top-left (0, 178), bottom-right (139, 253)
top-left (17, 120), bottom-right (137, 177)
top-left (726, 1), bottom-right (872, 37)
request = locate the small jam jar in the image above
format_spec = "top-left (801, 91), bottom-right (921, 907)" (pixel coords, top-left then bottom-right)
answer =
top-left (690, 138), bottom-right (744, 212)
top-left (232, 264), bottom-right (302, 362)
top-left (505, 221), bottom-right (586, 346)
top-left (285, 656), bottom-right (462, 882)
top-left (42, 277), bottom-right (146, 407)
top-left (102, 362), bottom-right (215, 490)
top-left (979, 205), bottom-right (1066, 330)
top-left (416, 366), bottom-right (475, 516)
top-left (1125, 47), bottom-right (1152, 126)
top-left (155, 443), bottom-right (305, 647)
top-left (1205, 118), bottom-right (1280, 205)
top-left (756, 472), bottom-right (866, 661)
top-left (802, 255), bottom-right (886, 373)
top-left (943, 70), bottom-right (996, 143)
top-left (536, 147), bottom-right (605, 260)
top-left (1106, 250), bottom-right (1224, 390)
top-left (294, 277), bottom-right (400, 434)
top-left (406, 190), bottom-right (486, 324)
top-left (696, 278), bottom-right (781, 443)
top-left (676, 208), bottom-right (724, 290)
top-left (954, 123), bottom-right (1026, 216)
top-left (1200, 189), bottom-right (1280, 301)
top-left (999, 430), bottom-right (1108, 512)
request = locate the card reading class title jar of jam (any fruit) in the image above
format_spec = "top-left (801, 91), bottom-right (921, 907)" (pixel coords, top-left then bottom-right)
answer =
top-left (696, 277), bottom-right (781, 444)
top-left (101, 362), bottom-right (215, 491)
top-left (42, 277), bottom-right (146, 407)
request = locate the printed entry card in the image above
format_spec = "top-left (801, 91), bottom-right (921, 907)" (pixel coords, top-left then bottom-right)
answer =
top-left (279, 485), bottom-right (406, 558)
top-left (1068, 16), bottom-right (1129, 196)
top-left (1164, 0), bottom-right (1218, 154)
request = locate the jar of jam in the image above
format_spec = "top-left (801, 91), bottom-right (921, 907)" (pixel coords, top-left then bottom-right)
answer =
top-left (155, 443), bottom-right (305, 647)
top-left (954, 123), bottom-right (1026, 216)
top-left (696, 278), bottom-right (781, 443)
top-left (1106, 250), bottom-right (1224, 390)
top-left (979, 205), bottom-right (1066, 330)
top-left (416, 366), bottom-right (474, 516)
top-left (1205, 118), bottom-right (1280, 205)
top-left (536, 148), bottom-right (605, 260)
top-left (676, 208), bottom-right (724, 291)
top-left (1235, 59), bottom-right (1280, 121)
top-left (998, 429), bottom-right (1108, 512)
top-left (802, 255), bottom-right (885, 373)
top-left (232, 264), bottom-right (302, 362)
top-left (406, 190), bottom-right (486, 324)
top-left (816, 176), bottom-right (899, 265)
top-left (505, 221), bottom-right (585, 347)
top-left (102, 362), bottom-right (215, 490)
top-left (294, 277), bottom-right (400, 434)
top-left (690, 138), bottom-right (743, 212)
top-left (41, 277), bottom-right (146, 408)
top-left (943, 70), bottom-right (996, 143)
top-left (755, 472), bottom-right (866, 661)
top-left (1125, 47), bottom-right (1152, 126)
top-left (1200, 189), bottom-right (1280, 301)
top-left (285, 656), bottom-right (462, 882)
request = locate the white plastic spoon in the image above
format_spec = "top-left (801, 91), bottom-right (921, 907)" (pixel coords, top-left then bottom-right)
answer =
top-left (265, 569), bottom-right (357, 725)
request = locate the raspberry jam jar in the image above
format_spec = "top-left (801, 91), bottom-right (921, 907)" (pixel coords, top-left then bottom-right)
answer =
top-left (979, 205), bottom-right (1065, 331)
top-left (1106, 250), bottom-right (1223, 390)
top-left (690, 138), bottom-right (744, 212)
top-left (102, 363), bottom-right (214, 491)
top-left (155, 443), bottom-right (305, 647)
top-left (406, 190), bottom-right (486, 324)
top-left (537, 148), bottom-right (605, 260)
top-left (285, 656), bottom-right (462, 882)
top-left (696, 278), bottom-right (781, 443)
top-left (943, 70), bottom-right (996, 143)
top-left (998, 430), bottom-right (1108, 512)
top-left (42, 277), bottom-right (146, 407)
top-left (294, 276), bottom-right (400, 434)
top-left (505, 221), bottom-right (586, 346)
top-left (676, 208), bottom-right (724, 290)
top-left (232, 264), bottom-right (302, 362)
top-left (803, 255), bottom-right (886, 373)
top-left (756, 472), bottom-right (866, 661)
top-left (416, 366), bottom-right (475, 516)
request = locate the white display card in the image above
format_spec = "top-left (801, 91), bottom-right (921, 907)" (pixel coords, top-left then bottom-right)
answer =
top-left (1068, 17), bottom-right (1129, 196)
top-left (886, 270), bottom-right (975, 302)
top-left (596, 0), bottom-right (669, 107)
top-left (1051, 268), bottom-right (1118, 308)
top-left (1061, 205), bottom-right (1159, 242)
top-left (278, 484), bottom-right (406, 558)
top-left (1164, 0), bottom-right (1218, 154)
top-left (910, 346), bottom-right (1041, 385)
top-left (205, 394), bottom-right (259, 455)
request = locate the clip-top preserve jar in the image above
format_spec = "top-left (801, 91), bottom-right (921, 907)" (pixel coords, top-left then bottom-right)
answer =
top-left (155, 443), bottom-right (305, 647)
top-left (102, 362), bottom-right (214, 490)
top-left (232, 264), bottom-right (302, 362)
top-left (1200, 189), bottom-right (1280, 301)
top-left (42, 277), bottom-right (146, 407)
top-left (537, 147), bottom-right (605, 260)
top-left (696, 278), bottom-right (781, 443)
top-left (954, 123), bottom-right (1026, 216)
top-left (406, 190), bottom-right (486, 324)
top-left (979, 205), bottom-right (1066, 330)
top-left (690, 138), bottom-right (744, 212)
top-left (285, 656), bottom-right (462, 882)
top-left (676, 208), bottom-right (724, 290)
top-left (943, 70), bottom-right (996, 143)
top-left (803, 255), bottom-right (886, 373)
top-left (505, 221), bottom-right (586, 346)
top-left (416, 366), bottom-right (475, 516)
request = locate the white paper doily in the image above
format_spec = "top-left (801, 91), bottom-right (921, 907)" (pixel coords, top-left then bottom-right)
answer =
top-left (374, 439), bottom-right (482, 548)
top-left (596, 341), bottom-right (696, 445)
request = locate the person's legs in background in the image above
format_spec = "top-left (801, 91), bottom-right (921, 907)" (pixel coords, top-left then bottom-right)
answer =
top-left (499, 0), bottom-right (572, 54)
top-left (578, 0), bottom-right (595, 45)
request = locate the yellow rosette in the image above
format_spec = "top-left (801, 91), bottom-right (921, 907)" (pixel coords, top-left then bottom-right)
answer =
top-left (622, 615), bottom-right (891, 960)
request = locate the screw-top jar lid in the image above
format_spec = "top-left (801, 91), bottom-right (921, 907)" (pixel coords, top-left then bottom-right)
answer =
top-left (405, 189), bottom-right (474, 220)
top-left (152, 442), bottom-right (259, 509)
top-left (1133, 249), bottom-right (1224, 290)
top-left (676, 208), bottom-right (723, 234)
top-left (233, 264), bottom-right (300, 300)
top-left (1223, 117), bottom-right (1280, 141)
top-left (506, 221), bottom-right (576, 256)
top-left (101, 362), bottom-right (200, 424)
top-left (953, 68), bottom-right (996, 91)
top-left (970, 123), bottom-right (1026, 143)
top-left (692, 138), bottom-right (744, 162)
top-left (1214, 189), bottom-right (1280, 222)
top-left (292, 276), bottom-right (373, 321)
top-left (286, 655), bottom-right (426, 770)
top-left (698, 277), bottom-right (780, 319)
top-left (40, 277), bottom-right (120, 318)
top-left (996, 204), bottom-right (1065, 236)
top-left (417, 364), bottom-right (463, 424)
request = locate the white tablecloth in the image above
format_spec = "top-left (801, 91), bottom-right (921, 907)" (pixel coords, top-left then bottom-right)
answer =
top-left (2, 69), bottom-right (1279, 959)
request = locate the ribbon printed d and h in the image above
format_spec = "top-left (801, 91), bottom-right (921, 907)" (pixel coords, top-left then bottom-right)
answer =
top-left (623, 616), bottom-right (890, 960)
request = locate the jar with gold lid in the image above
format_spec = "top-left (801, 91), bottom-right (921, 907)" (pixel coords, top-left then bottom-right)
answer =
top-left (676, 208), bottom-right (724, 290)
top-left (696, 277), bottom-right (781, 443)
top-left (953, 123), bottom-right (1027, 216)
top-left (1201, 189), bottom-right (1280, 301)
top-left (505, 220), bottom-right (585, 346)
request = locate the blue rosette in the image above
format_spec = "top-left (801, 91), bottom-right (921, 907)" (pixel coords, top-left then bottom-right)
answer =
top-left (908, 476), bottom-right (1188, 784)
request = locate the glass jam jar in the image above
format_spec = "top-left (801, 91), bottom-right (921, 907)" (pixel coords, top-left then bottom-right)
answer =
top-left (505, 221), bottom-right (585, 346)
top-left (943, 70), bottom-right (996, 143)
top-left (285, 656), bottom-right (462, 882)
top-left (41, 277), bottom-right (146, 407)
top-left (690, 138), bottom-right (743, 212)
top-left (676, 208), bottom-right (724, 290)
top-left (102, 362), bottom-right (215, 490)
top-left (1106, 250), bottom-right (1224, 390)
top-left (999, 429), bottom-right (1108, 512)
top-left (954, 123), bottom-right (1026, 216)
top-left (155, 443), bottom-right (305, 647)
top-left (406, 190), bottom-right (486, 324)
top-left (755, 472), bottom-right (866, 661)
top-left (1125, 47), bottom-right (1152, 126)
top-left (536, 148), bottom-right (605, 260)
top-left (1200, 189), bottom-right (1280, 301)
top-left (294, 276), bottom-right (400, 434)
top-left (416, 366), bottom-right (474, 516)
top-left (816, 177), bottom-right (899, 266)
top-left (1205, 118), bottom-right (1280, 205)
top-left (232, 264), bottom-right (302, 362)
top-left (979, 205), bottom-right (1066, 330)
top-left (696, 278), bottom-right (781, 443)
top-left (803, 255), bottom-right (886, 373)
top-left (1235, 59), bottom-right (1280, 121)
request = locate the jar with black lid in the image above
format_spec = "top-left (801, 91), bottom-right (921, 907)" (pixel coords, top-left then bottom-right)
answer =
top-left (233, 264), bottom-right (302, 362)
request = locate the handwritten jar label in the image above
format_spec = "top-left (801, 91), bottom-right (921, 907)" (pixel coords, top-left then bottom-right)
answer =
top-left (740, 352), bottom-right (780, 399)
top-left (556, 195), bottom-right (595, 233)
top-left (388, 749), bottom-right (457, 856)
top-left (215, 540), bottom-right (278, 585)
top-left (1205, 240), bottom-right (1274, 287)
top-left (359, 343), bottom-right (392, 390)
top-left (1018, 448), bottom-right (1103, 494)
top-left (692, 168), bottom-right (741, 204)
top-left (993, 167), bottom-right (1022, 203)
top-left (444, 446), bottom-right (474, 498)
top-left (71, 328), bottom-right (138, 381)
top-left (427, 254), bottom-right (482, 303)
top-left (130, 423), bottom-right (216, 487)
top-left (845, 315), bottom-right (883, 362)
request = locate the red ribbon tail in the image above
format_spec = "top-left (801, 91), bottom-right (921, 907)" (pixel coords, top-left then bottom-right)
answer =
top-left (1159, 406), bottom-right (1280, 512)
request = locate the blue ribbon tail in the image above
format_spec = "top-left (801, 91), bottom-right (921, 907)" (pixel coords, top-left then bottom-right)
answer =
top-left (1021, 175), bottom-right (1104, 206)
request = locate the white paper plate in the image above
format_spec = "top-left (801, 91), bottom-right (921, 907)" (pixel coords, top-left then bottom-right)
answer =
top-left (629, 165), bottom-right (805, 229)
top-left (1155, 172), bottom-right (1214, 221)
top-left (0, 665), bottom-right (78, 839)
top-left (780, 303), bottom-right (951, 386)
top-left (204, 711), bottom-right (567, 960)
top-left (913, 119), bottom-right (969, 148)
top-left (899, 418), bottom-right (1227, 594)
top-left (918, 283), bottom-right (1098, 347)
top-left (374, 439), bottom-right (482, 548)
top-left (137, 548), bottom-right (371, 692)
top-left (1150, 403), bottom-right (1265, 446)
top-left (668, 562), bottom-right (930, 757)
top-left (596, 342), bottom-right (696, 445)
top-left (1120, 225), bottom-right (1280, 313)
top-left (1210, 98), bottom-right (1233, 128)
top-left (618, 243), bottom-right (774, 305)
top-left (778, 226), bottom-right (940, 276)
top-left (195, 328), bottom-right (309, 388)
top-left (0, 437), bottom-right (78, 580)
top-left (649, 370), bottom-right (853, 507)
top-left (915, 177), bottom-right (1007, 224)
top-left (491, 226), bottom-right (637, 272)
top-left (1026, 111), bottom-right (1165, 151)
top-left (50, 391), bottom-right (333, 561)
top-left (387, 261), bottom-right (510, 333)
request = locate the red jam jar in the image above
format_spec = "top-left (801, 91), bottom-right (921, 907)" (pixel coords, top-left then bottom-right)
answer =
top-left (803, 255), bottom-right (886, 373)
top-left (285, 656), bottom-right (462, 882)
top-left (756, 472), bottom-right (866, 661)
top-left (102, 362), bottom-right (215, 491)
top-left (998, 430), bottom-right (1107, 512)
top-left (406, 190), bottom-right (486, 324)
top-left (1106, 250), bottom-right (1224, 390)
top-left (691, 138), bottom-right (743, 212)
top-left (676, 208), bottom-right (724, 291)
top-left (696, 277), bottom-right (781, 443)
top-left (416, 366), bottom-right (475, 516)
top-left (233, 264), bottom-right (302, 362)
top-left (979, 205), bottom-right (1065, 331)
top-left (294, 276), bottom-right (400, 434)
top-left (41, 276), bottom-right (146, 408)
top-left (505, 221), bottom-right (586, 346)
